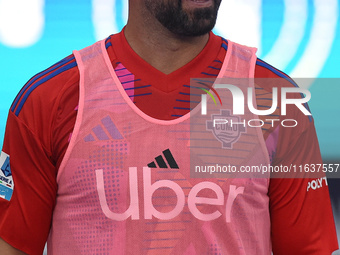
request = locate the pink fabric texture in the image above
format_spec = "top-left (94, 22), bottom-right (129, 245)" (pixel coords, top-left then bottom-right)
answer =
top-left (48, 40), bottom-right (271, 254)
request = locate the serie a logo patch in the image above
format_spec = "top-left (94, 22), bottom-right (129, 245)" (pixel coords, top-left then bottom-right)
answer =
top-left (0, 151), bottom-right (14, 201)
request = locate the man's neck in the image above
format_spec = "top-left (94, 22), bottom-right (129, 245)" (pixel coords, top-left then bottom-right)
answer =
top-left (124, 12), bottom-right (209, 75)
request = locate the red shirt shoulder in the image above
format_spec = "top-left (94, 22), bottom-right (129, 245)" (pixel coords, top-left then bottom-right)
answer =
top-left (254, 60), bottom-right (338, 253)
top-left (9, 54), bottom-right (79, 163)
top-left (0, 54), bottom-right (80, 254)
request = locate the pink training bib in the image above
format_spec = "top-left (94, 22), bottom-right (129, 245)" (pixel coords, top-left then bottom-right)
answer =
top-left (48, 39), bottom-right (271, 255)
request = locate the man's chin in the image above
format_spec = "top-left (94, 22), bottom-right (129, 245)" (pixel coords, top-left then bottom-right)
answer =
top-left (171, 21), bottom-right (216, 37)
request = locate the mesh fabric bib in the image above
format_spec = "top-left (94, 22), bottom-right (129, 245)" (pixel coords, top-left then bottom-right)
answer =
top-left (48, 39), bottom-right (271, 255)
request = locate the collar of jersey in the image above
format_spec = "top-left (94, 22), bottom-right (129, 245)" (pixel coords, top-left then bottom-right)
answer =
top-left (100, 42), bottom-right (232, 125)
top-left (109, 28), bottom-right (222, 93)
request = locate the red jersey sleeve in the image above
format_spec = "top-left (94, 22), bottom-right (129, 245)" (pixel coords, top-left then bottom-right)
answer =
top-left (0, 55), bottom-right (79, 255)
top-left (0, 111), bottom-right (57, 255)
top-left (254, 60), bottom-right (338, 254)
top-left (269, 96), bottom-right (338, 254)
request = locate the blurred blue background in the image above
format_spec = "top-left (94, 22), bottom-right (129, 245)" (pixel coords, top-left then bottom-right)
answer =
top-left (0, 0), bottom-right (339, 253)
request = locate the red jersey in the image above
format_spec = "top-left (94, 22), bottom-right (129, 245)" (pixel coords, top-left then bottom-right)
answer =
top-left (0, 30), bottom-right (338, 254)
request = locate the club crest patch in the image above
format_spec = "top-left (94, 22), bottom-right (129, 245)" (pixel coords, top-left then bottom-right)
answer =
top-left (0, 151), bottom-right (14, 201)
top-left (206, 110), bottom-right (246, 149)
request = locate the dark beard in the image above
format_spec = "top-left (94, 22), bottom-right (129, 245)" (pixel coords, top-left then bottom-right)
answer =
top-left (145, 0), bottom-right (221, 37)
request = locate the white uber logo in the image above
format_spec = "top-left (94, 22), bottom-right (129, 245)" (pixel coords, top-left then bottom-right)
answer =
top-left (95, 167), bottom-right (244, 222)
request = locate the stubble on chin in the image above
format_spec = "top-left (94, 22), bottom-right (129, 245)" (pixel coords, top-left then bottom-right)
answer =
top-left (144, 0), bottom-right (220, 37)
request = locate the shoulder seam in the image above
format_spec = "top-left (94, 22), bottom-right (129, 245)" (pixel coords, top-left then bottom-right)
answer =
top-left (7, 110), bottom-right (53, 157)
top-left (11, 56), bottom-right (77, 116)
top-left (256, 58), bottom-right (313, 122)
top-left (256, 58), bottom-right (298, 87)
